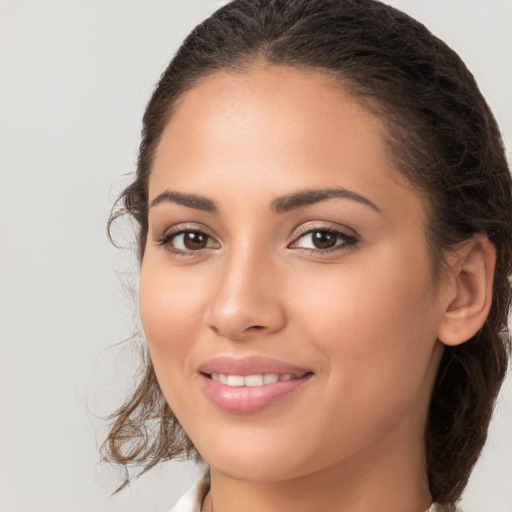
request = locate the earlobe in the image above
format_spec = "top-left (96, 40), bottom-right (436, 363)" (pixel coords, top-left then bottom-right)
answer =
top-left (437, 234), bottom-right (496, 347)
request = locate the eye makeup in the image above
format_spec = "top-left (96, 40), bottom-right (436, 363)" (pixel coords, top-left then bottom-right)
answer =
top-left (154, 220), bottom-right (359, 258)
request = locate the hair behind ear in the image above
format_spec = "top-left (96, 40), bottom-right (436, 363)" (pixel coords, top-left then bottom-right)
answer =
top-left (427, 236), bottom-right (508, 506)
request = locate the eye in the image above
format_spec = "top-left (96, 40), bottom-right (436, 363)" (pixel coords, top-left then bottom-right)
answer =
top-left (157, 228), bottom-right (220, 254)
top-left (289, 227), bottom-right (357, 253)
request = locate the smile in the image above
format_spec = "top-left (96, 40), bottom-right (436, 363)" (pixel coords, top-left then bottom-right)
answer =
top-left (198, 356), bottom-right (314, 413)
top-left (208, 372), bottom-right (308, 387)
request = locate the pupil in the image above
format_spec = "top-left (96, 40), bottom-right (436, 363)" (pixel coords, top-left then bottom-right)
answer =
top-left (313, 231), bottom-right (337, 249)
top-left (184, 232), bottom-right (207, 249)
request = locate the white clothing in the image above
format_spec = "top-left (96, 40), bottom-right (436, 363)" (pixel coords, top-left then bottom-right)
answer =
top-left (170, 476), bottom-right (210, 512)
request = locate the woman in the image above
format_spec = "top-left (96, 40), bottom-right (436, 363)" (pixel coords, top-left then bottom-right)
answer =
top-left (103, 1), bottom-right (512, 511)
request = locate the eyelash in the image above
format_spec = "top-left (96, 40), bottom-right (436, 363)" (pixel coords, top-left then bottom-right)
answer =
top-left (156, 224), bottom-right (358, 257)
top-left (289, 225), bottom-right (358, 255)
top-left (156, 224), bottom-right (218, 257)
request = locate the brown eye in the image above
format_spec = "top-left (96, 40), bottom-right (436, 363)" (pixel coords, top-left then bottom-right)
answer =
top-left (158, 229), bottom-right (219, 253)
top-left (310, 230), bottom-right (338, 249)
top-left (182, 231), bottom-right (208, 250)
top-left (290, 227), bottom-right (358, 253)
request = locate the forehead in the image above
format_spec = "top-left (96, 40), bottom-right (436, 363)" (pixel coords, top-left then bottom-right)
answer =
top-left (149, 64), bottom-right (423, 220)
top-left (161, 64), bottom-right (384, 153)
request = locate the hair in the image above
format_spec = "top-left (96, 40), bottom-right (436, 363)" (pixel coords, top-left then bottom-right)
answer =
top-left (103, 0), bottom-right (512, 507)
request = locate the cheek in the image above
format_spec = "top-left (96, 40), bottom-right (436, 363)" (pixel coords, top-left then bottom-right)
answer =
top-left (286, 257), bottom-right (439, 458)
top-left (138, 258), bottom-right (216, 427)
top-left (138, 257), bottom-right (209, 381)
top-left (291, 246), bottom-right (439, 392)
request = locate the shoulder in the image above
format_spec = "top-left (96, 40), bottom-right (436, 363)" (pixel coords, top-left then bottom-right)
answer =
top-left (168, 474), bottom-right (210, 512)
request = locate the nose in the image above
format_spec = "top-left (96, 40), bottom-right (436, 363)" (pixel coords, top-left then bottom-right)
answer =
top-left (204, 246), bottom-right (287, 341)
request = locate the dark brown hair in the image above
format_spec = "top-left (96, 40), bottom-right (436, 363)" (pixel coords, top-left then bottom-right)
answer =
top-left (103, 0), bottom-right (512, 507)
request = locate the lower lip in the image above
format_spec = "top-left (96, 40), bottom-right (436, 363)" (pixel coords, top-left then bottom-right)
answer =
top-left (200, 374), bottom-right (313, 414)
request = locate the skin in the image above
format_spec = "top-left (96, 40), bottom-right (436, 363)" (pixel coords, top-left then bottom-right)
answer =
top-left (139, 63), bottom-right (493, 512)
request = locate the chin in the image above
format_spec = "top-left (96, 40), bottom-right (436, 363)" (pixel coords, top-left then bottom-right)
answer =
top-left (197, 437), bottom-right (310, 483)
top-left (209, 458), bottom-right (304, 483)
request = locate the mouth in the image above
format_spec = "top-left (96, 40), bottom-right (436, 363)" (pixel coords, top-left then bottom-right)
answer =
top-left (201, 371), bottom-right (312, 387)
top-left (197, 356), bottom-right (314, 414)
top-left (198, 355), bottom-right (313, 378)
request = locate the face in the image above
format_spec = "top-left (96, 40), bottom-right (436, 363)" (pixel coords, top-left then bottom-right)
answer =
top-left (140, 64), bottom-right (447, 483)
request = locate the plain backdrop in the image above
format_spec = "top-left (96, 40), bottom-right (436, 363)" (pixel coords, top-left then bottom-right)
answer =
top-left (0, 1), bottom-right (511, 511)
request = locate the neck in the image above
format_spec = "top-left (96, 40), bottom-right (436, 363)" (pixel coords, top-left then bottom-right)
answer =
top-left (204, 434), bottom-right (432, 512)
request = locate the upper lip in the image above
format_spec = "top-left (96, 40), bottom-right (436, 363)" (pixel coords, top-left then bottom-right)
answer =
top-left (198, 356), bottom-right (313, 377)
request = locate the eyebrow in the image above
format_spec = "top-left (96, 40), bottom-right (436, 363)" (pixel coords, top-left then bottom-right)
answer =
top-left (149, 186), bottom-right (379, 214)
top-left (149, 190), bottom-right (218, 213)
top-left (271, 187), bottom-right (380, 213)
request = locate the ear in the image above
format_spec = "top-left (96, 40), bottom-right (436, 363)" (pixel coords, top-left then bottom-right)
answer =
top-left (437, 234), bottom-right (496, 347)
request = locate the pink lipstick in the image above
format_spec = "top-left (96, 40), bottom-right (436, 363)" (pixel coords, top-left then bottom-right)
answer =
top-left (198, 356), bottom-right (314, 414)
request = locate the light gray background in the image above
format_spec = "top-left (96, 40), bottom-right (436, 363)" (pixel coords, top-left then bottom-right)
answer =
top-left (0, 1), bottom-right (511, 511)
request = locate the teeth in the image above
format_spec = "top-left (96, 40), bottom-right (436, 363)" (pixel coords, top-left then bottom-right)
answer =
top-left (226, 375), bottom-right (245, 387)
top-left (245, 374), bottom-right (264, 386)
top-left (263, 373), bottom-right (279, 384)
top-left (210, 373), bottom-right (298, 386)
top-left (211, 372), bottom-right (228, 384)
